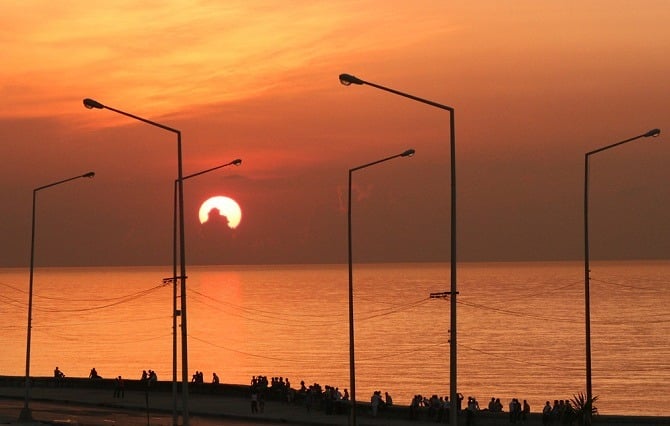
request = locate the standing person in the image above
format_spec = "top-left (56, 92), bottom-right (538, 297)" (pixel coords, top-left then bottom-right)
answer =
top-left (542, 401), bottom-right (552, 426)
top-left (465, 396), bottom-right (478, 426)
top-left (522, 400), bottom-right (530, 423)
top-left (371, 391), bottom-right (381, 417)
top-left (509, 398), bottom-right (519, 423)
top-left (488, 397), bottom-right (496, 411)
top-left (258, 390), bottom-right (266, 413)
top-left (114, 376), bottom-right (124, 399)
top-left (148, 369), bottom-right (157, 387)
top-left (305, 386), bottom-right (314, 412)
top-left (443, 396), bottom-right (450, 423)
top-left (250, 388), bottom-right (259, 413)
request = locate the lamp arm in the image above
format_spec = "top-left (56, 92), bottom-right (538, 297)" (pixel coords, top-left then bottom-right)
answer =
top-left (361, 80), bottom-right (454, 112)
top-left (102, 105), bottom-right (180, 135)
top-left (34, 173), bottom-right (93, 192)
top-left (181, 160), bottom-right (240, 181)
top-left (350, 153), bottom-right (404, 173)
top-left (586, 133), bottom-right (651, 157)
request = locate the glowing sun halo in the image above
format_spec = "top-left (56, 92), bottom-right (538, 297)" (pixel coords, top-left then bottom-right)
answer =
top-left (198, 196), bottom-right (242, 229)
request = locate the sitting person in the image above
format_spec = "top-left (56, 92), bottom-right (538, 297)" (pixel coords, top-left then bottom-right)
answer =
top-left (54, 366), bottom-right (65, 387)
top-left (147, 369), bottom-right (158, 387)
top-left (89, 367), bottom-right (102, 379)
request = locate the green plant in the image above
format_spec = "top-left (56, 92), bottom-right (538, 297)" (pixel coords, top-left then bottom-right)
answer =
top-left (570, 392), bottom-right (598, 426)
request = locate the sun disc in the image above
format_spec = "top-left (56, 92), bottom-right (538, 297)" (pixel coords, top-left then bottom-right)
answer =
top-left (198, 196), bottom-right (242, 229)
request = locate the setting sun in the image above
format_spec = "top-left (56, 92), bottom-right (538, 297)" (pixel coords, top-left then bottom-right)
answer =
top-left (198, 196), bottom-right (242, 229)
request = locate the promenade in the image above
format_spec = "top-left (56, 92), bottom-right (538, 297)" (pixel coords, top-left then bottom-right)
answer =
top-left (0, 377), bottom-right (668, 426)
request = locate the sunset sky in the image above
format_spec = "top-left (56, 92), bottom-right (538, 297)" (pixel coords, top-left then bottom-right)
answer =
top-left (1, 1), bottom-right (669, 267)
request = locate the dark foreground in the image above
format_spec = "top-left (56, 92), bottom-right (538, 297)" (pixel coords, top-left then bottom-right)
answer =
top-left (0, 377), bottom-right (668, 426)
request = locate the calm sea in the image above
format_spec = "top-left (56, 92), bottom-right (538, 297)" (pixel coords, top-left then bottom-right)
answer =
top-left (1, 262), bottom-right (668, 416)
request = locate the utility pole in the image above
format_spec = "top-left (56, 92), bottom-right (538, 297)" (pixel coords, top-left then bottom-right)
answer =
top-left (429, 290), bottom-right (459, 423)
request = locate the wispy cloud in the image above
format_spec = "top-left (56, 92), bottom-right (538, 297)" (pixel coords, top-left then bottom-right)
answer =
top-left (1, 1), bottom-right (453, 118)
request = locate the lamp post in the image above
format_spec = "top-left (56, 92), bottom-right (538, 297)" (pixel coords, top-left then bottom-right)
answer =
top-left (83, 98), bottom-right (191, 426)
top-left (339, 72), bottom-right (458, 425)
top-left (168, 158), bottom-right (241, 426)
top-left (19, 171), bottom-right (95, 422)
top-left (348, 148), bottom-right (415, 426)
top-left (584, 128), bottom-right (660, 408)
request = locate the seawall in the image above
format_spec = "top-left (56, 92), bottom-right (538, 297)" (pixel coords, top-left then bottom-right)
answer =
top-left (1, 375), bottom-right (669, 425)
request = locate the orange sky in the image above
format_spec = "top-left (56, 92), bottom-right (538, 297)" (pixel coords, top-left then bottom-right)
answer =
top-left (1, 1), bottom-right (670, 266)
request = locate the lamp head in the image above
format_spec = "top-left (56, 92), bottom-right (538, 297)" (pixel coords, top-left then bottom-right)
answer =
top-left (82, 172), bottom-right (95, 178)
top-left (401, 149), bottom-right (416, 157)
top-left (232, 159), bottom-right (242, 166)
top-left (339, 73), bottom-right (364, 86)
top-left (644, 128), bottom-right (661, 138)
top-left (83, 98), bottom-right (104, 109)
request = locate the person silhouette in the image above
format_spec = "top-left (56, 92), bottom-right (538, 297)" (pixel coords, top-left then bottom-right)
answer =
top-left (114, 376), bottom-right (124, 398)
top-left (54, 366), bottom-right (65, 387)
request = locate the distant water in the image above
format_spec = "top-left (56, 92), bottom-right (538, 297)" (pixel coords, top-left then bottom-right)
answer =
top-left (1, 262), bottom-right (669, 416)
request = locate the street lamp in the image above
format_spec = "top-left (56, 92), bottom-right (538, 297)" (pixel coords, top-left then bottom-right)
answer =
top-left (168, 158), bottom-right (241, 426)
top-left (83, 98), bottom-right (191, 426)
top-left (339, 72), bottom-right (459, 425)
top-left (348, 148), bottom-right (415, 426)
top-left (19, 171), bottom-right (95, 422)
top-left (584, 128), bottom-right (660, 408)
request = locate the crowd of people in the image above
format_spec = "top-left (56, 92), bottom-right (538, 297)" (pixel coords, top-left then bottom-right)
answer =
top-left (409, 394), bottom-right (452, 421)
top-left (191, 370), bottom-right (205, 384)
top-left (52, 366), bottom-right (590, 424)
top-left (541, 399), bottom-right (585, 426)
top-left (240, 373), bottom-right (583, 425)
top-left (404, 393), bottom-right (587, 425)
top-left (140, 369), bottom-right (158, 386)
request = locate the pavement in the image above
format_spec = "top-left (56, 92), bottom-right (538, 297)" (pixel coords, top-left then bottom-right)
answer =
top-left (0, 385), bottom-right (423, 426)
top-left (1, 385), bottom-right (669, 426)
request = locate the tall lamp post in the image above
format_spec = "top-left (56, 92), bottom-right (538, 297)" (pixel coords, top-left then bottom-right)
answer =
top-left (348, 148), bottom-right (415, 426)
top-left (83, 98), bottom-right (191, 426)
top-left (167, 158), bottom-right (241, 426)
top-left (339, 72), bottom-right (459, 425)
top-left (19, 171), bottom-right (95, 422)
top-left (584, 128), bottom-right (660, 408)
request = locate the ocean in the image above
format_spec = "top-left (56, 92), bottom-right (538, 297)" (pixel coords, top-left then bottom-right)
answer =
top-left (1, 261), bottom-right (668, 416)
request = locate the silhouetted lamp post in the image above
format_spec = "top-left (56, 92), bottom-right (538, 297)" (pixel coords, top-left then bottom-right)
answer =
top-left (167, 158), bottom-right (241, 426)
top-left (339, 72), bottom-right (459, 425)
top-left (83, 97), bottom-right (191, 426)
top-left (19, 171), bottom-right (95, 422)
top-left (348, 148), bottom-right (415, 426)
top-left (584, 128), bottom-right (660, 408)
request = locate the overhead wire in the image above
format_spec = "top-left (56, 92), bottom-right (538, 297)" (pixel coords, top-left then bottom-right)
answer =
top-left (457, 341), bottom-right (583, 371)
top-left (30, 285), bottom-right (165, 313)
top-left (449, 298), bottom-right (578, 324)
top-left (190, 334), bottom-right (292, 362)
top-left (189, 289), bottom-right (341, 326)
top-left (190, 289), bottom-right (431, 326)
top-left (590, 277), bottom-right (665, 292)
top-left (357, 297), bottom-right (432, 321)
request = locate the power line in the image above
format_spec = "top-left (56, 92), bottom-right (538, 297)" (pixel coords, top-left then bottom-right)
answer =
top-left (590, 277), bottom-right (664, 291)
top-left (457, 341), bottom-right (583, 372)
top-left (31, 285), bottom-right (165, 313)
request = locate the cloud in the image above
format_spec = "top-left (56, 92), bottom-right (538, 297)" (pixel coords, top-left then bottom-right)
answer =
top-left (1, 1), bottom-right (455, 118)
